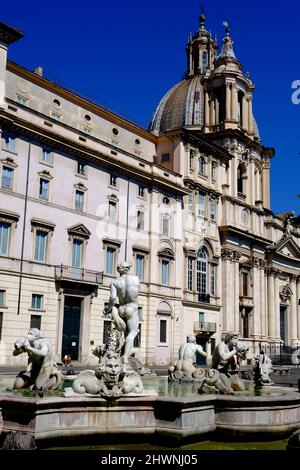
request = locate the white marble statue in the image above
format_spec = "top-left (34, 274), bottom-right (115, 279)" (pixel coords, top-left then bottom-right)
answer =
top-left (13, 328), bottom-right (62, 391)
top-left (211, 331), bottom-right (248, 375)
top-left (106, 261), bottom-right (140, 364)
top-left (169, 335), bottom-right (207, 382)
top-left (253, 346), bottom-right (273, 386)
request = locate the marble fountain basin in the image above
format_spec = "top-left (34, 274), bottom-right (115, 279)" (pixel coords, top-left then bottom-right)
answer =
top-left (0, 375), bottom-right (300, 447)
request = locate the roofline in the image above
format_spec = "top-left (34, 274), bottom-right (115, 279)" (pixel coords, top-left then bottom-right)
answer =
top-left (0, 22), bottom-right (23, 45)
top-left (6, 60), bottom-right (157, 143)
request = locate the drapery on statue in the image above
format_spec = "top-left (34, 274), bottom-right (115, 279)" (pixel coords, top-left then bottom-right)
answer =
top-left (253, 344), bottom-right (273, 386)
top-left (13, 328), bottom-right (62, 391)
top-left (169, 335), bottom-right (207, 382)
top-left (105, 261), bottom-right (140, 364)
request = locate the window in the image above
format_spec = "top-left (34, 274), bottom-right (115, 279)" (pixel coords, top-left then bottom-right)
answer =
top-left (1, 166), bottom-right (14, 189)
top-left (197, 249), bottom-right (207, 294)
top-left (210, 197), bottom-right (216, 221)
top-left (0, 290), bottom-right (5, 307)
top-left (106, 247), bottom-right (116, 275)
top-left (50, 111), bottom-right (61, 121)
top-left (75, 190), bottom-right (84, 211)
top-left (72, 239), bottom-right (83, 268)
top-left (188, 193), bottom-right (193, 212)
top-left (108, 201), bottom-right (117, 222)
top-left (77, 162), bottom-right (86, 176)
top-left (0, 312), bottom-right (2, 340)
top-left (16, 95), bottom-right (28, 106)
top-left (161, 259), bottom-right (169, 286)
top-left (202, 51), bottom-right (207, 74)
top-left (112, 128), bottom-right (119, 136)
top-left (136, 254), bottom-right (144, 280)
top-left (162, 217), bottom-right (169, 237)
top-left (161, 153), bottom-right (169, 162)
top-left (163, 196), bottom-right (170, 206)
top-left (133, 324), bottom-right (142, 348)
top-left (0, 223), bottom-right (9, 255)
top-left (135, 139), bottom-right (141, 146)
top-left (53, 98), bottom-right (61, 108)
top-left (84, 114), bottom-right (92, 122)
top-left (138, 185), bottom-right (145, 197)
top-left (242, 272), bottom-right (249, 297)
top-left (34, 230), bottom-right (47, 262)
top-left (30, 315), bottom-right (41, 330)
top-left (189, 151), bottom-right (194, 171)
top-left (210, 265), bottom-right (216, 296)
top-left (3, 133), bottom-right (16, 152)
top-left (31, 294), bottom-right (43, 310)
top-left (137, 211), bottom-right (144, 231)
top-left (41, 149), bottom-right (52, 164)
top-left (242, 308), bottom-right (251, 338)
top-left (199, 312), bottom-right (205, 326)
top-left (199, 156), bottom-right (206, 175)
top-left (211, 161), bottom-right (216, 180)
top-left (39, 178), bottom-right (49, 200)
top-left (110, 174), bottom-right (117, 186)
top-left (198, 192), bottom-right (206, 217)
top-left (187, 257), bottom-right (193, 291)
top-left (237, 163), bottom-right (246, 194)
top-left (159, 319), bottom-right (167, 343)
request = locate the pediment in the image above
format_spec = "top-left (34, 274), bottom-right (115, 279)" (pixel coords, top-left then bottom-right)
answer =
top-left (67, 224), bottom-right (91, 239)
top-left (273, 236), bottom-right (300, 259)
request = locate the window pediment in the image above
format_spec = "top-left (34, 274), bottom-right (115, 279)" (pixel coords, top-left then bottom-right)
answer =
top-left (68, 224), bottom-right (91, 240)
top-left (102, 238), bottom-right (122, 248)
top-left (38, 169), bottom-right (53, 180)
top-left (31, 218), bottom-right (55, 233)
top-left (0, 209), bottom-right (19, 225)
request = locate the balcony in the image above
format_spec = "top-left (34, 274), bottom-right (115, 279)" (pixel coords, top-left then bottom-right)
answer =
top-left (54, 265), bottom-right (103, 285)
top-left (194, 322), bottom-right (216, 334)
top-left (198, 293), bottom-right (210, 303)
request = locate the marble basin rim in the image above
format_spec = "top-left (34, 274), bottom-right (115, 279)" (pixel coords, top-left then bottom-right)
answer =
top-left (0, 384), bottom-right (300, 446)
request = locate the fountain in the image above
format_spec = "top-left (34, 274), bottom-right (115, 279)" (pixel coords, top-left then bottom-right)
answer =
top-left (0, 263), bottom-right (300, 449)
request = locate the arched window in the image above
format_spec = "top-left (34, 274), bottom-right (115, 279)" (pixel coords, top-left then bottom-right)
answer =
top-left (237, 163), bottom-right (247, 195)
top-left (197, 248), bottom-right (207, 294)
top-left (238, 90), bottom-right (244, 125)
top-left (202, 51), bottom-right (207, 74)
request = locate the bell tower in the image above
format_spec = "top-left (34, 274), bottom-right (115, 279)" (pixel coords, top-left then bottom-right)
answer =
top-left (203, 23), bottom-right (256, 139)
top-left (186, 11), bottom-right (218, 78)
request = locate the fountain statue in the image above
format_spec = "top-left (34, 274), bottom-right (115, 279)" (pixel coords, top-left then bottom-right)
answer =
top-left (12, 328), bottom-right (62, 391)
top-left (253, 344), bottom-right (273, 386)
top-left (200, 331), bottom-right (249, 393)
top-left (71, 261), bottom-right (144, 397)
top-left (168, 335), bottom-right (207, 382)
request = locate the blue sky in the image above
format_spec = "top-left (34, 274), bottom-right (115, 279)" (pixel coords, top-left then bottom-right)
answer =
top-left (2, 0), bottom-right (300, 214)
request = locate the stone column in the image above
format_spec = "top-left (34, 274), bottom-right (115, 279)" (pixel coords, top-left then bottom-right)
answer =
top-left (205, 91), bottom-right (210, 127)
top-left (248, 96), bottom-right (253, 134)
top-left (242, 96), bottom-right (248, 130)
top-left (210, 98), bottom-right (215, 126)
top-left (290, 275), bottom-right (298, 346)
top-left (262, 160), bottom-right (270, 209)
top-left (251, 257), bottom-right (261, 338)
top-left (267, 269), bottom-right (275, 339)
top-left (260, 261), bottom-right (268, 338)
top-left (226, 83), bottom-right (231, 121)
top-left (233, 252), bottom-right (241, 333)
top-left (231, 85), bottom-right (238, 122)
top-left (221, 248), bottom-right (236, 332)
top-left (232, 158), bottom-right (237, 197)
top-left (248, 158), bottom-right (255, 206)
top-left (274, 273), bottom-right (280, 340)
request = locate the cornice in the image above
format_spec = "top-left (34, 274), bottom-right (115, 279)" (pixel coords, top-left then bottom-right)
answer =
top-left (221, 194), bottom-right (265, 215)
top-left (0, 110), bottom-right (188, 197)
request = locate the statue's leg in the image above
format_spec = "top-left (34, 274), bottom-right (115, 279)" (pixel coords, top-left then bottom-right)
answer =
top-left (123, 304), bottom-right (139, 363)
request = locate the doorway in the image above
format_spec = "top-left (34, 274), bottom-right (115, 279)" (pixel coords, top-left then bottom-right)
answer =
top-left (62, 296), bottom-right (82, 360)
top-left (280, 306), bottom-right (287, 344)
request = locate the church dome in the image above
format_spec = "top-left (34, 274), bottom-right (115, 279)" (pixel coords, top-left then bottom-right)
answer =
top-left (149, 75), bottom-right (205, 135)
top-left (148, 74), bottom-right (260, 140)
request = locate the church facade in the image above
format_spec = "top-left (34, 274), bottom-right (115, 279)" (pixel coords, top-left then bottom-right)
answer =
top-left (0, 14), bottom-right (299, 367)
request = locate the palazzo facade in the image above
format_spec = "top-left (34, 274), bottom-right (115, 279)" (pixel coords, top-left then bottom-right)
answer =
top-left (0, 15), bottom-right (299, 367)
